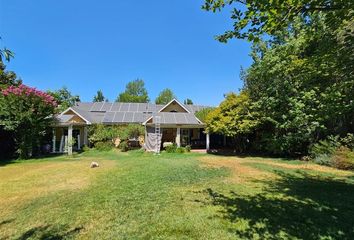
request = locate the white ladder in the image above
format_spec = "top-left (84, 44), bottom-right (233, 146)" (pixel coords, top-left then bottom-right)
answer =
top-left (155, 115), bottom-right (161, 154)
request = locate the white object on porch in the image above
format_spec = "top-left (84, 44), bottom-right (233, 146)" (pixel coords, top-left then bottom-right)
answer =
top-left (83, 126), bottom-right (88, 146)
top-left (64, 136), bottom-right (68, 152)
top-left (77, 134), bottom-right (81, 150)
top-left (68, 124), bottom-right (73, 155)
top-left (59, 135), bottom-right (64, 152)
top-left (52, 129), bottom-right (56, 153)
top-left (176, 127), bottom-right (181, 147)
top-left (206, 133), bottom-right (210, 151)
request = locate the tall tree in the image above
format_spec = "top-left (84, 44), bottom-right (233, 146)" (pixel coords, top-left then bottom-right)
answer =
top-left (184, 98), bottom-right (193, 105)
top-left (0, 84), bottom-right (57, 158)
top-left (93, 90), bottom-right (106, 102)
top-left (47, 87), bottom-right (80, 112)
top-left (0, 62), bottom-right (21, 89)
top-left (116, 79), bottom-right (149, 103)
top-left (155, 88), bottom-right (176, 104)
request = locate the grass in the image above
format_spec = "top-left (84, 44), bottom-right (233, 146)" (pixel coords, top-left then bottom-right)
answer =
top-left (1, 150), bottom-right (354, 239)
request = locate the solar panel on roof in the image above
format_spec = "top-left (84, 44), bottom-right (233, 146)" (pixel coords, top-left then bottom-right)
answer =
top-left (90, 102), bottom-right (104, 111)
top-left (129, 103), bottom-right (138, 112)
top-left (110, 103), bottom-right (121, 111)
top-left (119, 103), bottom-right (129, 112)
top-left (113, 112), bottom-right (124, 122)
top-left (102, 111), bottom-right (115, 122)
top-left (101, 102), bottom-right (113, 111)
top-left (134, 112), bottom-right (144, 122)
top-left (137, 103), bottom-right (147, 112)
top-left (123, 112), bottom-right (134, 122)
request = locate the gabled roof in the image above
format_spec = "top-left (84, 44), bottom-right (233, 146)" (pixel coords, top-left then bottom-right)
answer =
top-left (56, 101), bottom-right (211, 125)
top-left (158, 99), bottom-right (191, 113)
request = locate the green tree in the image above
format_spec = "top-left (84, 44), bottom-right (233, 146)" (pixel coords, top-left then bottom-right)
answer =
top-left (205, 92), bottom-right (261, 136)
top-left (0, 62), bottom-right (21, 89)
top-left (116, 79), bottom-right (149, 103)
top-left (202, 0), bottom-right (353, 43)
top-left (195, 107), bottom-right (214, 123)
top-left (0, 84), bottom-right (57, 158)
top-left (93, 90), bottom-right (106, 102)
top-left (47, 87), bottom-right (80, 112)
top-left (241, 15), bottom-right (354, 155)
top-left (155, 88), bottom-right (176, 104)
top-left (184, 98), bottom-right (193, 105)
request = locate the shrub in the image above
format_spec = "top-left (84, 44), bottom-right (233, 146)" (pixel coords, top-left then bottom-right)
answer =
top-left (341, 133), bottom-right (354, 150)
top-left (309, 136), bottom-right (341, 159)
top-left (119, 141), bottom-right (129, 152)
top-left (313, 154), bottom-right (332, 166)
top-left (331, 147), bottom-right (354, 170)
top-left (82, 145), bottom-right (90, 152)
top-left (165, 144), bottom-right (177, 153)
top-left (185, 145), bottom-right (191, 152)
top-left (94, 141), bottom-right (114, 151)
top-left (163, 142), bottom-right (173, 149)
top-left (176, 147), bottom-right (186, 153)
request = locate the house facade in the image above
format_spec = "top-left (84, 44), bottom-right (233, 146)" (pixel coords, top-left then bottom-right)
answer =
top-left (53, 99), bottom-right (211, 154)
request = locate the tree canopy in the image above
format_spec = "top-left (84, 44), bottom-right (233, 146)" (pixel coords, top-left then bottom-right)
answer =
top-left (93, 90), bottom-right (106, 102)
top-left (155, 88), bottom-right (176, 104)
top-left (202, 0), bottom-right (354, 43)
top-left (184, 98), bottom-right (193, 105)
top-left (203, 2), bottom-right (353, 156)
top-left (47, 87), bottom-right (80, 112)
top-left (116, 79), bottom-right (149, 103)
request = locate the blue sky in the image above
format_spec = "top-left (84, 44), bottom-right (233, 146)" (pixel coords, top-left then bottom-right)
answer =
top-left (0, 0), bottom-right (252, 106)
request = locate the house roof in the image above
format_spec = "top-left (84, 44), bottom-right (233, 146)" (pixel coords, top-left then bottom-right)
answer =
top-left (56, 100), bottom-right (210, 126)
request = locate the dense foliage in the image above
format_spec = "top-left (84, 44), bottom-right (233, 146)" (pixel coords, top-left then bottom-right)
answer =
top-left (88, 124), bottom-right (144, 151)
top-left (203, 1), bottom-right (353, 159)
top-left (184, 98), bottom-right (193, 105)
top-left (155, 88), bottom-right (176, 104)
top-left (116, 79), bottom-right (149, 103)
top-left (93, 90), bottom-right (106, 102)
top-left (202, 0), bottom-right (354, 43)
top-left (47, 87), bottom-right (80, 112)
top-left (0, 84), bottom-right (57, 158)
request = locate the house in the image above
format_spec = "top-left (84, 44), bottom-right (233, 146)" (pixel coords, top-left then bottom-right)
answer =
top-left (53, 99), bottom-right (212, 154)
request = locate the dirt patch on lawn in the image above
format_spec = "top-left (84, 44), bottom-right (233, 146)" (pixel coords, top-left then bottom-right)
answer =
top-left (199, 156), bottom-right (277, 183)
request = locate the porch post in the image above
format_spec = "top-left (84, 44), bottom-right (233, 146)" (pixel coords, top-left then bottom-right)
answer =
top-left (206, 133), bottom-right (210, 151)
top-left (83, 126), bottom-right (88, 146)
top-left (68, 124), bottom-right (73, 155)
top-left (77, 134), bottom-right (81, 150)
top-left (52, 128), bottom-right (56, 153)
top-left (176, 127), bottom-right (181, 147)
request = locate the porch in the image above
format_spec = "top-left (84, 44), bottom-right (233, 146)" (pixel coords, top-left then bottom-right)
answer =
top-left (51, 124), bottom-right (88, 154)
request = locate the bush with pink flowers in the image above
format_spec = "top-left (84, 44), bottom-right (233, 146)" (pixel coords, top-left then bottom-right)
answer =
top-left (0, 84), bottom-right (57, 158)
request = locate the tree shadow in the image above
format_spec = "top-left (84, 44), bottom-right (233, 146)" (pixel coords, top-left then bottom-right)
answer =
top-left (203, 172), bottom-right (354, 239)
top-left (16, 225), bottom-right (83, 240)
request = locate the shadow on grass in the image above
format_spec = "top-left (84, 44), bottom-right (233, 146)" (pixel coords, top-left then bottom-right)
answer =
top-left (203, 172), bottom-right (354, 239)
top-left (16, 225), bottom-right (83, 240)
top-left (207, 149), bottom-right (296, 161)
top-left (0, 153), bottom-right (70, 167)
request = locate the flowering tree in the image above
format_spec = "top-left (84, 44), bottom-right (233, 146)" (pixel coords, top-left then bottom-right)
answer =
top-left (0, 84), bottom-right (57, 158)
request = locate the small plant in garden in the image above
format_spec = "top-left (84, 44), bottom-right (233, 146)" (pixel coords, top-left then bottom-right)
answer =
top-left (176, 147), bottom-right (186, 153)
top-left (119, 141), bottom-right (129, 152)
top-left (185, 145), bottom-right (191, 152)
top-left (165, 144), bottom-right (177, 153)
top-left (94, 141), bottom-right (114, 151)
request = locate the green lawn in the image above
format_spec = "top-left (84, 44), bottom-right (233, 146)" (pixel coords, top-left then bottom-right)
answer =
top-left (1, 150), bottom-right (354, 239)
